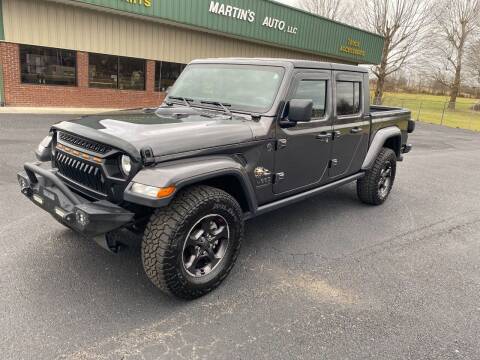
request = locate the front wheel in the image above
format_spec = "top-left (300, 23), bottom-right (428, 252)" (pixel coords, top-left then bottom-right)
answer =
top-left (141, 185), bottom-right (244, 299)
top-left (357, 147), bottom-right (397, 205)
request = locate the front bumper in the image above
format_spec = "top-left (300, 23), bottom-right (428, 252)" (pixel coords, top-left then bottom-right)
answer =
top-left (18, 162), bottom-right (135, 251)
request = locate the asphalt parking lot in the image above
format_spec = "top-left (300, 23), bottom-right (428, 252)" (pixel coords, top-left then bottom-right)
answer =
top-left (1, 114), bottom-right (479, 360)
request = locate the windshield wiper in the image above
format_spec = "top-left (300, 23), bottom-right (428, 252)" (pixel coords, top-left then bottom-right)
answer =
top-left (167, 96), bottom-right (193, 107)
top-left (200, 100), bottom-right (232, 117)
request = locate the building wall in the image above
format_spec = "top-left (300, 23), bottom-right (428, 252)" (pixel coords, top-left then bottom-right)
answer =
top-left (2, 0), bottom-right (337, 64)
top-left (0, 42), bottom-right (163, 107)
top-left (0, 0), bottom-right (359, 108)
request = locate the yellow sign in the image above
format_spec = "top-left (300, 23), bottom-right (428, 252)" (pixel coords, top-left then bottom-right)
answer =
top-left (340, 38), bottom-right (366, 57)
top-left (123, 0), bottom-right (152, 7)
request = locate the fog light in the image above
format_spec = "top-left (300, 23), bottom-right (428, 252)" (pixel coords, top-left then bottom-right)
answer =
top-left (75, 209), bottom-right (89, 227)
top-left (33, 194), bottom-right (43, 205)
top-left (55, 207), bottom-right (67, 219)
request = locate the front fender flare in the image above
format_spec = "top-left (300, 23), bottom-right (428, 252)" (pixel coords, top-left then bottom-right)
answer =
top-left (362, 126), bottom-right (401, 170)
top-left (123, 155), bottom-right (257, 211)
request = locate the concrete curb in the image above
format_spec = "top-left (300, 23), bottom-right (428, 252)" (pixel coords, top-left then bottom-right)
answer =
top-left (0, 107), bottom-right (120, 115)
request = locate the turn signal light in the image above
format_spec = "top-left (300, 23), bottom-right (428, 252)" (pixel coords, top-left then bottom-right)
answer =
top-left (156, 186), bottom-right (176, 198)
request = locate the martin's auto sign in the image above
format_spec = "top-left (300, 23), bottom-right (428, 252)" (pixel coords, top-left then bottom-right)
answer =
top-left (208, 1), bottom-right (299, 35)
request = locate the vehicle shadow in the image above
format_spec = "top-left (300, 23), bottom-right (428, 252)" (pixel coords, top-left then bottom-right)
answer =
top-left (242, 183), bottom-right (363, 249)
top-left (17, 183), bottom-right (362, 313)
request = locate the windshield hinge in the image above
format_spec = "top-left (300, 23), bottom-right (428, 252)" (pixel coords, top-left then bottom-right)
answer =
top-left (273, 172), bottom-right (285, 183)
top-left (251, 113), bottom-right (262, 121)
top-left (140, 147), bottom-right (155, 166)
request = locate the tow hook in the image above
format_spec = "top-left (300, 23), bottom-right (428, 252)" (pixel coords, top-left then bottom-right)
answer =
top-left (402, 144), bottom-right (412, 154)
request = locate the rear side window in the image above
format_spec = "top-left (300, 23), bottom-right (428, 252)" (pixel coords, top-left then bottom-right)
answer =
top-left (293, 80), bottom-right (327, 119)
top-left (336, 81), bottom-right (361, 116)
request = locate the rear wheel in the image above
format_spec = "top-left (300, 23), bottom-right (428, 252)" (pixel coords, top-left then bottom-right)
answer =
top-left (141, 185), bottom-right (244, 299)
top-left (357, 147), bottom-right (397, 205)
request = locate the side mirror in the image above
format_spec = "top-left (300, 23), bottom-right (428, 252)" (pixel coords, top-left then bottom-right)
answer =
top-left (287, 99), bottom-right (313, 123)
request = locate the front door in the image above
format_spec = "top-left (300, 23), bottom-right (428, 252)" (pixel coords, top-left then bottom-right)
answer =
top-left (273, 71), bottom-right (333, 194)
top-left (329, 72), bottom-right (370, 179)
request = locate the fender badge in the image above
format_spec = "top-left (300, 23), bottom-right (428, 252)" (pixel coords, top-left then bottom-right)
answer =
top-left (254, 167), bottom-right (271, 178)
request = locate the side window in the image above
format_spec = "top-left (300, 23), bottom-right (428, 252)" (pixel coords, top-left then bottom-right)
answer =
top-left (292, 80), bottom-right (327, 119)
top-left (336, 81), bottom-right (362, 116)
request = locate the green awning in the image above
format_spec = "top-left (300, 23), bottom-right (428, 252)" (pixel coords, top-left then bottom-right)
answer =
top-left (67, 0), bottom-right (384, 64)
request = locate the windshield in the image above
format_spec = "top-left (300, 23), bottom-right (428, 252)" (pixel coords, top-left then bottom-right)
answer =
top-left (168, 64), bottom-right (285, 113)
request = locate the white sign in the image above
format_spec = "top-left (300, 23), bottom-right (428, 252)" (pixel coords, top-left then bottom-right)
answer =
top-left (208, 1), bottom-right (255, 22)
top-left (208, 1), bottom-right (298, 35)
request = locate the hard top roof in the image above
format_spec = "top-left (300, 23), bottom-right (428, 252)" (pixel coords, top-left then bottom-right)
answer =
top-left (190, 58), bottom-right (368, 73)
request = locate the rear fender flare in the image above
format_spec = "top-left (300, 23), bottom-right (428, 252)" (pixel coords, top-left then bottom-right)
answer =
top-left (124, 156), bottom-right (257, 211)
top-left (362, 127), bottom-right (401, 170)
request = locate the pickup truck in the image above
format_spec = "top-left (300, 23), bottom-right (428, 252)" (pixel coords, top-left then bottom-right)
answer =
top-left (18, 58), bottom-right (414, 299)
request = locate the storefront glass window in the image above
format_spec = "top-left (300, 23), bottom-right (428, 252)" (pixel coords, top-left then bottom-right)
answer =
top-left (20, 45), bottom-right (77, 86)
top-left (118, 57), bottom-right (145, 90)
top-left (89, 54), bottom-right (118, 89)
top-left (89, 54), bottom-right (145, 90)
top-left (155, 61), bottom-right (186, 92)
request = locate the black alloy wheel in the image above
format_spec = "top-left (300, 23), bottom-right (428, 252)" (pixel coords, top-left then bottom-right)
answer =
top-left (182, 214), bottom-right (230, 278)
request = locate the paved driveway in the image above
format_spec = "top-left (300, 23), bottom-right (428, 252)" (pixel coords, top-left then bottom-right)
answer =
top-left (1, 115), bottom-right (479, 360)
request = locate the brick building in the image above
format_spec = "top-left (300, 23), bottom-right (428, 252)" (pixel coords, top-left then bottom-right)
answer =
top-left (0, 0), bottom-right (383, 108)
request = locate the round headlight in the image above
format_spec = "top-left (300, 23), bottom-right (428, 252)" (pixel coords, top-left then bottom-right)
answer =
top-left (120, 155), bottom-right (132, 176)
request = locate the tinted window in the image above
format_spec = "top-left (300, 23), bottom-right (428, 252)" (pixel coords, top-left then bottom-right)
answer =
top-left (119, 57), bottom-right (145, 90)
top-left (155, 61), bottom-right (186, 92)
top-left (293, 80), bottom-right (327, 118)
top-left (89, 54), bottom-right (145, 90)
top-left (20, 45), bottom-right (76, 86)
top-left (336, 81), bottom-right (362, 115)
top-left (89, 53), bottom-right (118, 89)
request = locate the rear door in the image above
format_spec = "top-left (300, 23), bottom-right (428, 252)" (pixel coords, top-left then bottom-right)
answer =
top-left (329, 72), bottom-right (370, 179)
top-left (273, 71), bottom-right (333, 194)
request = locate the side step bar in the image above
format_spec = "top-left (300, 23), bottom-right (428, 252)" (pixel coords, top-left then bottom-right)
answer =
top-left (247, 173), bottom-right (364, 219)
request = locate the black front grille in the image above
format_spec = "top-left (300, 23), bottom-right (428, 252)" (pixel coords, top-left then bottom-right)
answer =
top-left (54, 151), bottom-right (107, 195)
top-left (58, 132), bottom-right (111, 154)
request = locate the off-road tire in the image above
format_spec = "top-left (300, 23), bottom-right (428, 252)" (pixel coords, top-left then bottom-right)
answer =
top-left (357, 147), bottom-right (397, 205)
top-left (141, 185), bottom-right (244, 300)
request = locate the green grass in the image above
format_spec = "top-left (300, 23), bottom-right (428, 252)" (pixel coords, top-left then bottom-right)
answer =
top-left (378, 92), bottom-right (480, 131)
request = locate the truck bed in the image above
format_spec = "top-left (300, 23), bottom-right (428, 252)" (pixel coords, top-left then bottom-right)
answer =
top-left (370, 105), bottom-right (410, 118)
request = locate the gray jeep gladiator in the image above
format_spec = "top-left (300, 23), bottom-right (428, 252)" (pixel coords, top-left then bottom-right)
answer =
top-left (18, 58), bottom-right (414, 299)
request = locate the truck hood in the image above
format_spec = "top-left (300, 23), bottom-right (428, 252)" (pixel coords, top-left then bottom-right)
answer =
top-left (56, 107), bottom-right (255, 158)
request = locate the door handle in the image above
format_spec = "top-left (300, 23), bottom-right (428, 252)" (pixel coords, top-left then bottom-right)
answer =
top-left (351, 127), bottom-right (363, 134)
top-left (316, 132), bottom-right (331, 141)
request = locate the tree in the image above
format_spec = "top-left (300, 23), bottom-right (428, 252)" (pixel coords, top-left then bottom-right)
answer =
top-left (465, 38), bottom-right (480, 103)
top-left (299, 0), bottom-right (351, 22)
top-left (360, 0), bottom-right (432, 104)
top-left (432, 0), bottom-right (480, 110)
top-left (466, 38), bottom-right (480, 95)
